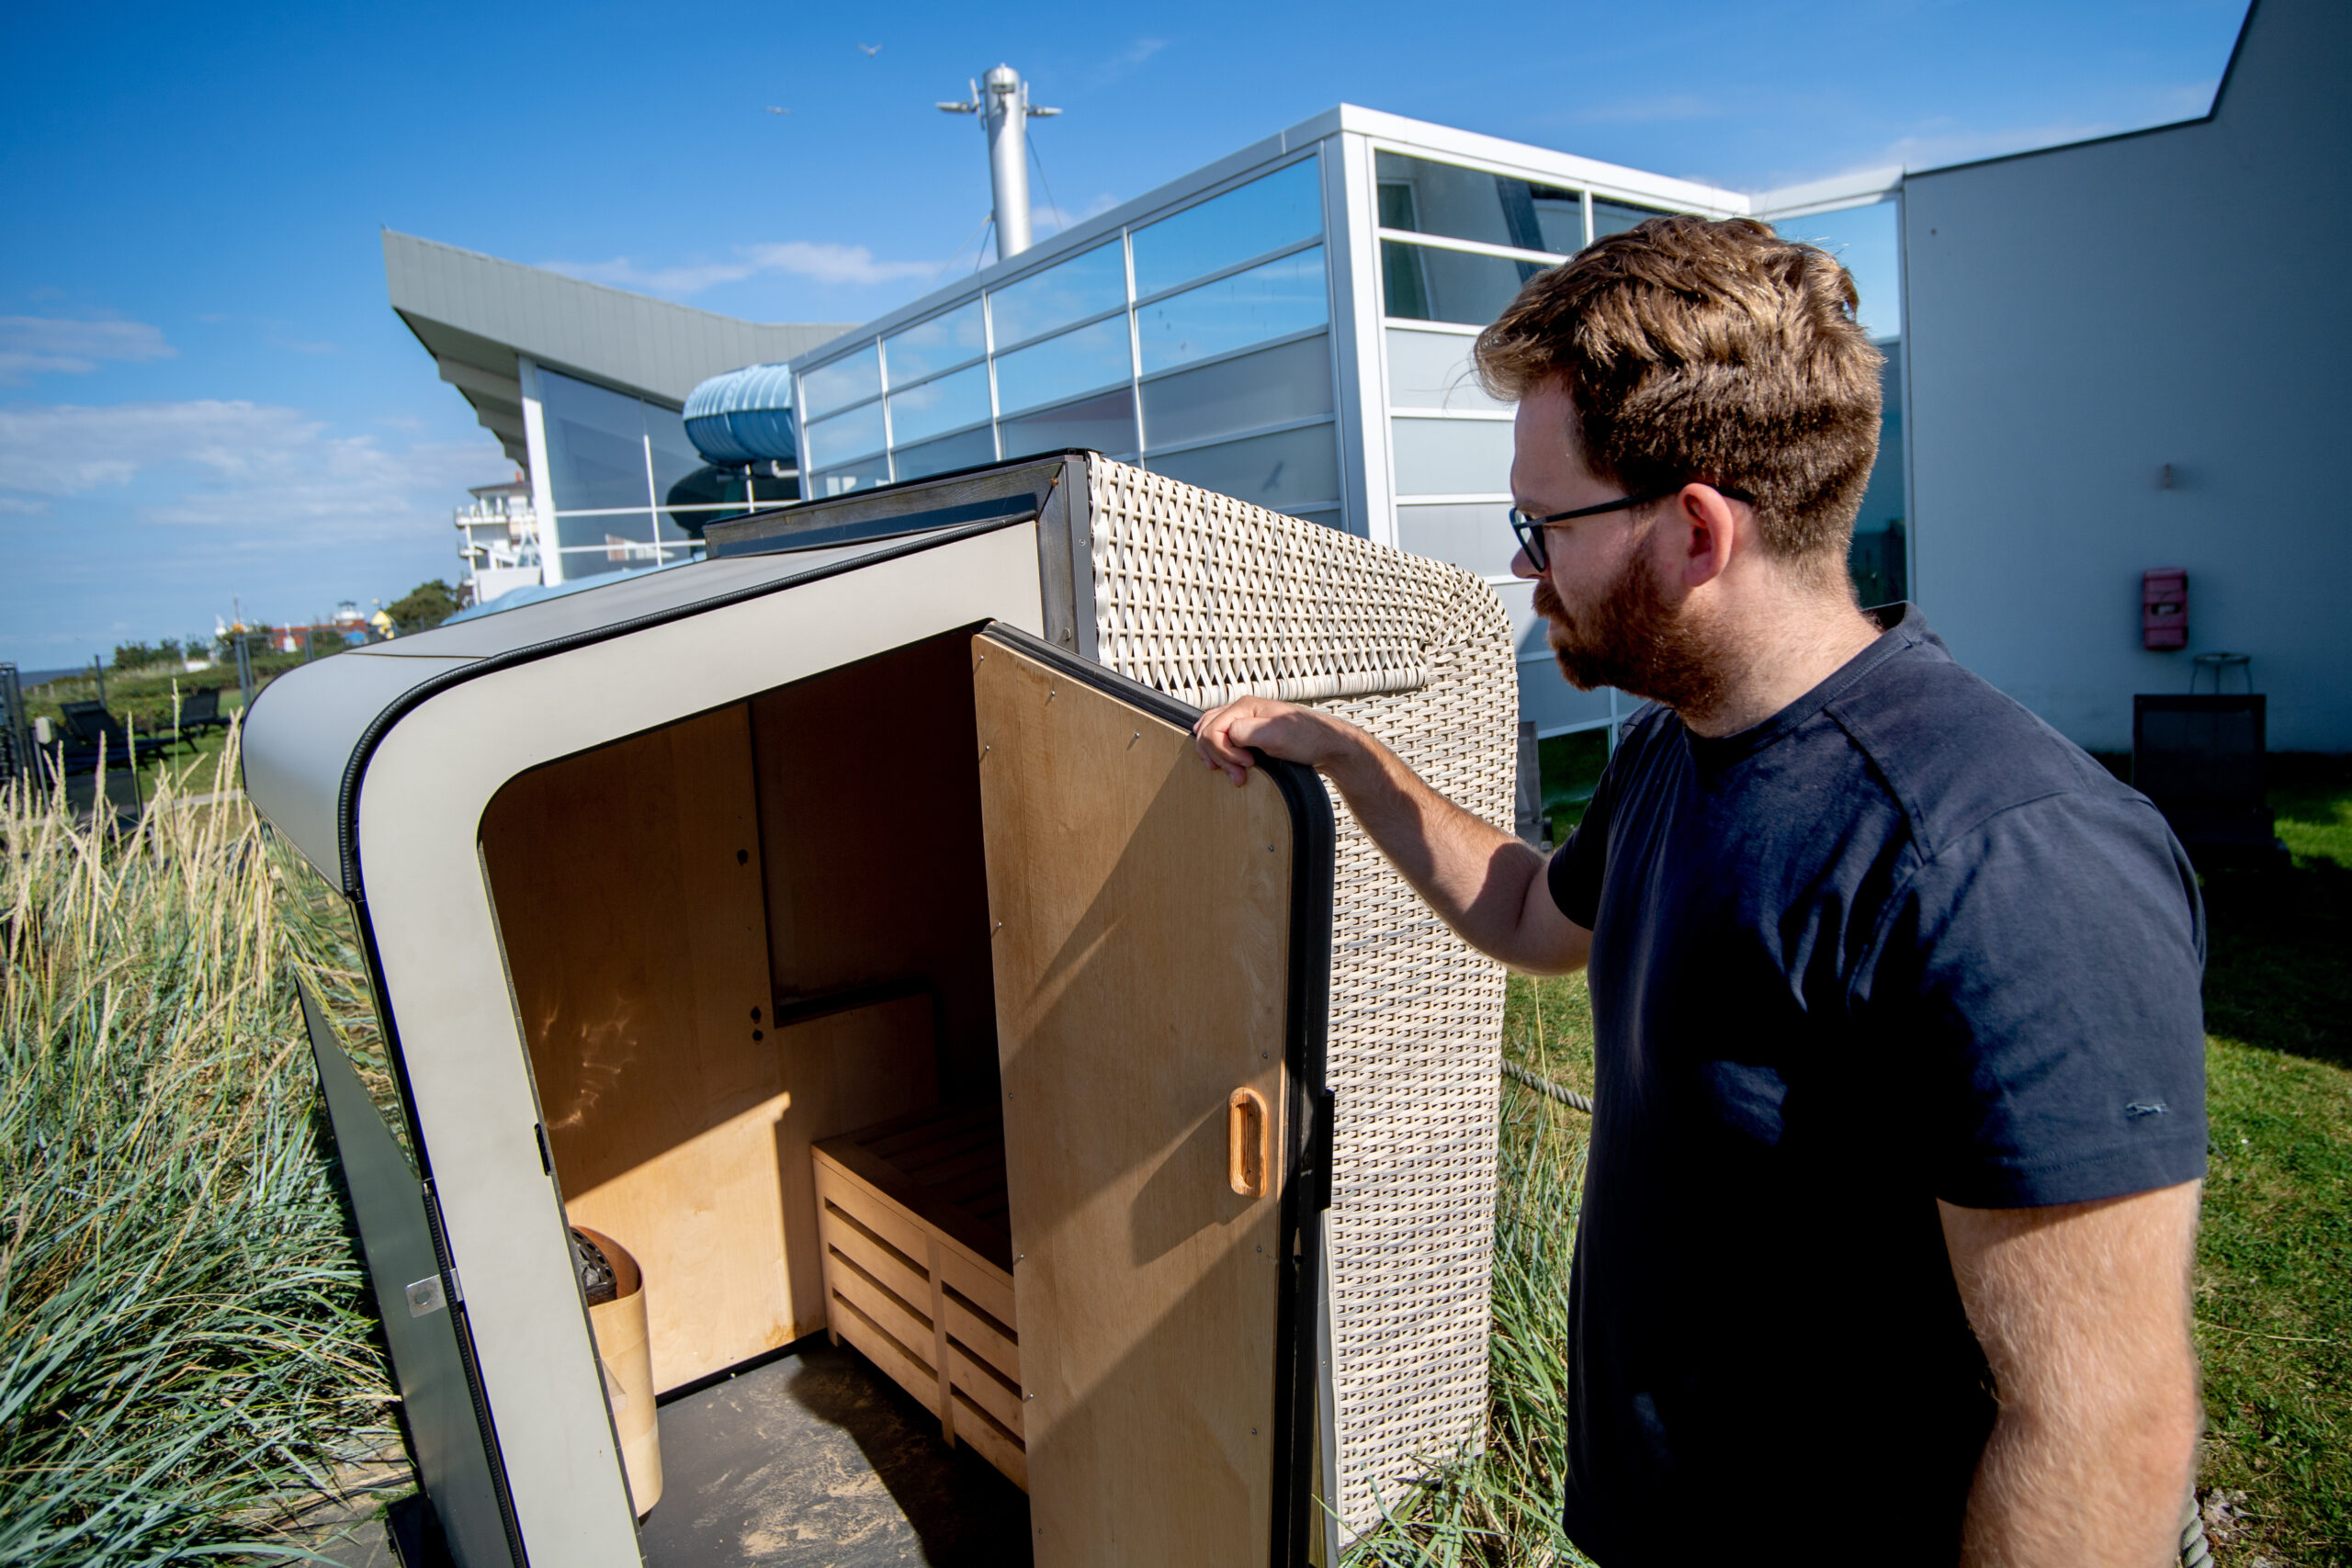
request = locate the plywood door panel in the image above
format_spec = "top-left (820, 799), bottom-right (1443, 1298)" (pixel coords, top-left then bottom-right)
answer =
top-left (973, 634), bottom-right (1292, 1568)
top-left (480, 705), bottom-right (785, 1393)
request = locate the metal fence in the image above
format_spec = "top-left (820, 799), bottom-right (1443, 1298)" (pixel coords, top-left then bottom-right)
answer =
top-left (0, 663), bottom-right (31, 785)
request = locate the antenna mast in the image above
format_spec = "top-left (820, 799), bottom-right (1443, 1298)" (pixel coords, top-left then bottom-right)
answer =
top-left (938, 64), bottom-right (1060, 261)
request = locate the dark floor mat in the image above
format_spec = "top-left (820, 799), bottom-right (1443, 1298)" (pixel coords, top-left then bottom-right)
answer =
top-left (637, 1340), bottom-right (1032, 1566)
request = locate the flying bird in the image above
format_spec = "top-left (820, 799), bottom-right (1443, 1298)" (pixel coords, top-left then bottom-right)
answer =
top-left (857, 42), bottom-right (882, 56)
top-left (766, 106), bottom-right (790, 114)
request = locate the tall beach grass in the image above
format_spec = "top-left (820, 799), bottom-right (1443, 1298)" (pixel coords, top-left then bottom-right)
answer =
top-left (0, 742), bottom-right (395, 1564)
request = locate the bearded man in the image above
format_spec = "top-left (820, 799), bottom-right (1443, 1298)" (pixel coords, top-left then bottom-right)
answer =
top-left (1193, 216), bottom-right (2207, 1567)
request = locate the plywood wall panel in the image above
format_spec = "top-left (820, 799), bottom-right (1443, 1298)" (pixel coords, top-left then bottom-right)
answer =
top-left (748, 631), bottom-right (1001, 1100)
top-left (481, 704), bottom-right (785, 1392)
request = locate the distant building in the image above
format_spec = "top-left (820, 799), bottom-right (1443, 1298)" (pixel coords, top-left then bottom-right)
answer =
top-left (453, 477), bottom-right (539, 606)
top-left (383, 230), bottom-right (850, 592)
top-left (389, 0), bottom-right (2349, 750)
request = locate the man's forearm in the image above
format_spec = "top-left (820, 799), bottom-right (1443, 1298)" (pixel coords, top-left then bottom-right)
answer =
top-left (1193, 696), bottom-right (1587, 973)
top-left (1942, 1186), bottom-right (2202, 1568)
top-left (1960, 1395), bottom-right (2197, 1567)
top-left (1317, 727), bottom-right (1566, 971)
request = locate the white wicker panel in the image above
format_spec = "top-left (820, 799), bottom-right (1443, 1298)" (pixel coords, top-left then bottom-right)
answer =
top-left (1085, 457), bottom-right (1516, 1539)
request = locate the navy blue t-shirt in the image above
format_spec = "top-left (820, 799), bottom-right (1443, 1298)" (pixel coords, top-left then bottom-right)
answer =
top-left (1544, 606), bottom-right (2206, 1566)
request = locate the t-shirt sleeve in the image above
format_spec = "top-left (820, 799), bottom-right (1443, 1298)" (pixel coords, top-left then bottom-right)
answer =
top-left (1545, 738), bottom-right (1625, 931)
top-left (1864, 789), bottom-right (2209, 1209)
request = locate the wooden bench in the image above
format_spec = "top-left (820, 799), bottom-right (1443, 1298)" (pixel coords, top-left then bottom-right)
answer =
top-left (811, 1103), bottom-right (1026, 1489)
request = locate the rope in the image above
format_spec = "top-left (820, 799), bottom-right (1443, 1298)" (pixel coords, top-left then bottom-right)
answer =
top-left (1502, 1058), bottom-right (1592, 1114)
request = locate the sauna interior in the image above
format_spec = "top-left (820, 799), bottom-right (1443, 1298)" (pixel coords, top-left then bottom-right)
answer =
top-left (479, 627), bottom-right (1033, 1549)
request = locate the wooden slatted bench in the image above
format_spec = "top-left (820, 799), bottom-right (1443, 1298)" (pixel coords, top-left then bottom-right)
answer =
top-left (811, 1103), bottom-right (1026, 1489)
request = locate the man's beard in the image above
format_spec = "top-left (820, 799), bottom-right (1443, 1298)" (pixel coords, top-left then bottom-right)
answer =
top-left (1533, 550), bottom-right (1724, 715)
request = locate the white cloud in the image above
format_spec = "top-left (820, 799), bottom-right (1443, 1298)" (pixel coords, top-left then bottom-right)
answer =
top-left (542, 240), bottom-right (935, 297)
top-left (1868, 118), bottom-right (2125, 171)
top-left (1561, 92), bottom-right (1725, 126)
top-left (0, 400), bottom-right (504, 543)
top-left (0, 316), bottom-right (175, 383)
top-left (1030, 192), bottom-right (1123, 239)
top-left (1087, 36), bottom-right (1166, 88)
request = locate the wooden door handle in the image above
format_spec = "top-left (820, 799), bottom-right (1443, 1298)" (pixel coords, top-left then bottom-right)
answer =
top-left (1228, 1088), bottom-right (1268, 1198)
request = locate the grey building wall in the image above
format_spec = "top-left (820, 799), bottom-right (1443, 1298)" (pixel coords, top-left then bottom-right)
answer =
top-left (1902, 0), bottom-right (2350, 752)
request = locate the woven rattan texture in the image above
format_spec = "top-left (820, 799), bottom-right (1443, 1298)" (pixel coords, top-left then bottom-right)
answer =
top-left (1086, 459), bottom-right (1514, 1539)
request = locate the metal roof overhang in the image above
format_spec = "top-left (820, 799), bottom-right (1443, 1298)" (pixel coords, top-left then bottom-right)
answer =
top-left (382, 230), bottom-right (854, 466)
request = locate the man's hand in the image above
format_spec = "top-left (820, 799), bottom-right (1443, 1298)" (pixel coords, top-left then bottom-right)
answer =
top-left (1193, 694), bottom-right (1358, 786)
top-left (1192, 695), bottom-right (1590, 976)
top-left (1941, 1181), bottom-right (2202, 1567)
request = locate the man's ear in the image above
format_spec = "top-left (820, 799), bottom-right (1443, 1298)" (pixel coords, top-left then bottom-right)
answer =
top-left (1669, 484), bottom-right (1742, 589)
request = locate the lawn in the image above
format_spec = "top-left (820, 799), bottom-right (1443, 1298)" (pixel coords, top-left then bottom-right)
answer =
top-left (3, 747), bottom-right (2345, 1564)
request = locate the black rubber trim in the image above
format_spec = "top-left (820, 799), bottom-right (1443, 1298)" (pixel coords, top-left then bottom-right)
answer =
top-left (972, 621), bottom-right (1336, 1568)
top-left (704, 502), bottom-right (1037, 560)
top-left (701, 448), bottom-right (1098, 560)
top-left (321, 512), bottom-right (1033, 895)
top-left (421, 1179), bottom-right (531, 1567)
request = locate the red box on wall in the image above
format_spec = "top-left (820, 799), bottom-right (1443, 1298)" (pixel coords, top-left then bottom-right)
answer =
top-left (2143, 568), bottom-right (2188, 650)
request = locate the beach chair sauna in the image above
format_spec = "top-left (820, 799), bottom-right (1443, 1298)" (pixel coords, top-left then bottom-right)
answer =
top-left (243, 452), bottom-right (1518, 1567)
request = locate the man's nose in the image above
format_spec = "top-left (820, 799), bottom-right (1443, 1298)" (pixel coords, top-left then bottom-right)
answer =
top-left (1510, 544), bottom-right (1542, 581)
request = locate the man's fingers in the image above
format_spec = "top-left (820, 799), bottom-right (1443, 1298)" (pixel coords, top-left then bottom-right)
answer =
top-left (1192, 703), bottom-right (1261, 787)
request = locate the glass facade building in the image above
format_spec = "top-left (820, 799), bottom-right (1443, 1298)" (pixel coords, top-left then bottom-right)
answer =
top-left (775, 107), bottom-right (1913, 742)
top-left (795, 107), bottom-right (1909, 738)
top-left (796, 156), bottom-right (1344, 528)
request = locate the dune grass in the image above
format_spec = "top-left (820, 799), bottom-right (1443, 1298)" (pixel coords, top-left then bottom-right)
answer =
top-left (0, 742), bottom-right (397, 1565)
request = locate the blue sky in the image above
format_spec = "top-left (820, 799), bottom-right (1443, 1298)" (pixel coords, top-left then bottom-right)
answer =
top-left (0, 0), bottom-right (2249, 671)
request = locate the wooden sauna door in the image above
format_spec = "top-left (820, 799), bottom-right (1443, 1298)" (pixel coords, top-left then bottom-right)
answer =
top-left (972, 626), bottom-right (1330, 1568)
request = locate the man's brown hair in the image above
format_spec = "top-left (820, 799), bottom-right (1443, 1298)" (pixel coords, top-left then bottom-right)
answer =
top-left (1474, 214), bottom-right (1883, 577)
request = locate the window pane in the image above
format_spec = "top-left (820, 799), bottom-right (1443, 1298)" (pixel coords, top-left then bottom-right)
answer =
top-left (662, 463), bottom-right (756, 536)
top-left (555, 513), bottom-right (662, 577)
top-left (1142, 333), bottom-right (1331, 449)
top-left (1131, 156), bottom-right (1323, 299)
top-left (1148, 423), bottom-right (1340, 513)
top-left (540, 370), bottom-right (651, 513)
top-left (1136, 246), bottom-right (1328, 375)
top-left (804, 400), bottom-right (886, 468)
top-left (809, 455), bottom-right (891, 498)
top-left (1396, 501), bottom-right (1517, 577)
top-left (888, 361), bottom-right (990, 447)
top-left (800, 343), bottom-right (881, 420)
top-left (893, 423), bottom-right (998, 481)
top-left (1848, 339), bottom-right (1906, 605)
top-left (556, 547), bottom-right (628, 580)
top-left (1374, 151), bottom-right (1582, 254)
top-left (1392, 416), bottom-right (1513, 496)
top-left (994, 316), bottom-right (1132, 415)
top-left (988, 241), bottom-right (1125, 349)
top-left (646, 407), bottom-right (704, 535)
top-left (1001, 388), bottom-right (1137, 460)
top-left (884, 299), bottom-right (986, 383)
top-left (1385, 328), bottom-right (1507, 412)
top-left (1382, 242), bottom-right (1545, 326)
top-left (1593, 197), bottom-right (1676, 238)
top-left (1774, 199), bottom-right (1901, 341)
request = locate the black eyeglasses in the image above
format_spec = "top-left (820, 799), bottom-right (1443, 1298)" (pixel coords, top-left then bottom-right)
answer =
top-left (1509, 491), bottom-right (1679, 570)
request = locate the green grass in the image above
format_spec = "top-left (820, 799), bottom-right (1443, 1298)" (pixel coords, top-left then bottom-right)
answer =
top-left (2189, 755), bottom-right (2352, 1565)
top-left (0, 744), bottom-right (398, 1565)
top-left (22, 652), bottom-right (315, 731)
